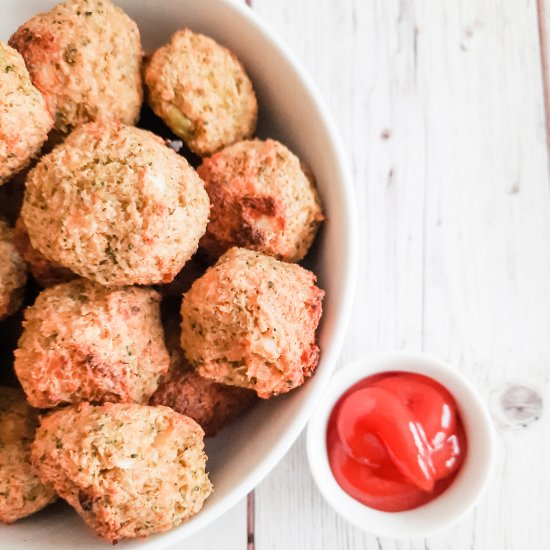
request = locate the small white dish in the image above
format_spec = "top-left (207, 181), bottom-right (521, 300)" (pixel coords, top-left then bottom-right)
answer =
top-left (306, 352), bottom-right (496, 539)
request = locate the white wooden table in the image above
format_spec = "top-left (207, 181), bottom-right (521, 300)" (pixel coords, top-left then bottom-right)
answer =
top-left (177, 1), bottom-right (550, 548)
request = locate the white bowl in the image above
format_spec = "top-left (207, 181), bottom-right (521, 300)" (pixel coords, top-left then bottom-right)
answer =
top-left (307, 352), bottom-right (496, 539)
top-left (0, 0), bottom-right (356, 550)
top-left (0, 1), bottom-right (357, 548)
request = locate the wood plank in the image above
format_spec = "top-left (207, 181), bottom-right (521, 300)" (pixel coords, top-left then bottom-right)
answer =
top-left (416, 0), bottom-right (550, 547)
top-left (537, 0), bottom-right (550, 157)
top-left (167, 499), bottom-right (247, 549)
top-left (167, 1), bottom-right (251, 546)
top-left (252, 0), bottom-right (425, 547)
top-left (167, 5), bottom-right (250, 549)
top-left (251, 0), bottom-right (550, 549)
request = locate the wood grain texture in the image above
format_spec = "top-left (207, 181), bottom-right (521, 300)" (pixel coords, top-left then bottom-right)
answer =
top-left (537, 0), bottom-right (550, 158)
top-left (168, 0), bottom-right (252, 545)
top-left (166, 497), bottom-right (246, 549)
top-left (251, 1), bottom-right (550, 549)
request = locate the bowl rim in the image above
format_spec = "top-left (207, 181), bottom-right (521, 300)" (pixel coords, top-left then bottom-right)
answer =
top-left (132, 1), bottom-right (358, 547)
top-left (306, 351), bottom-right (496, 539)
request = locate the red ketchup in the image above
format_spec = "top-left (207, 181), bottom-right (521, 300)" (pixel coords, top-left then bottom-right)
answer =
top-left (327, 372), bottom-right (466, 512)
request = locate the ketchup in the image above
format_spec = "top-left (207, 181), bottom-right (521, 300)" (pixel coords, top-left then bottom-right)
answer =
top-left (326, 372), bottom-right (466, 512)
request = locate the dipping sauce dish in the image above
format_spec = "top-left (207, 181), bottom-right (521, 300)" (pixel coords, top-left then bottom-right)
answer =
top-left (307, 352), bottom-right (495, 539)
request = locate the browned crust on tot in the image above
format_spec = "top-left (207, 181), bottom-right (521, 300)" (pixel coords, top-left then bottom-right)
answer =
top-left (198, 139), bottom-right (323, 262)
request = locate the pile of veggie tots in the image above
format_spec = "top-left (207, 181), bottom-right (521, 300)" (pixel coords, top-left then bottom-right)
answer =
top-left (0, 0), bottom-right (325, 542)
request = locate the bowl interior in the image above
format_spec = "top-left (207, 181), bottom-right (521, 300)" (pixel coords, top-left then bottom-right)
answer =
top-left (307, 352), bottom-right (495, 539)
top-left (0, 1), bottom-right (356, 548)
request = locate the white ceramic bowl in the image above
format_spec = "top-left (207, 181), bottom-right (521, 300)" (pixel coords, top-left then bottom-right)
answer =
top-left (307, 352), bottom-right (496, 539)
top-left (0, 1), bottom-right (357, 548)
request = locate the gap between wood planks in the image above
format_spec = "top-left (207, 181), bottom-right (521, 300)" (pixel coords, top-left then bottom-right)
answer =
top-left (247, 491), bottom-right (255, 550)
top-left (537, 0), bottom-right (550, 166)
